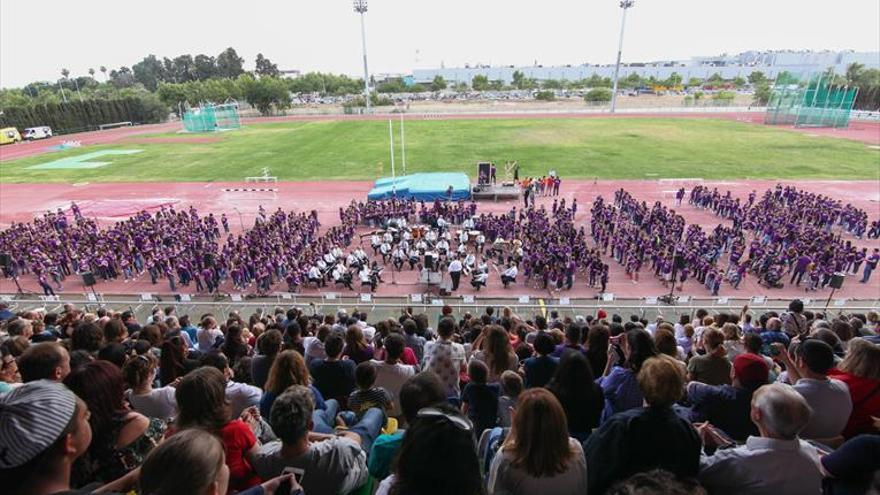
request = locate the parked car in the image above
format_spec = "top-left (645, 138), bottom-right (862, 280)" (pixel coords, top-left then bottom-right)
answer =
top-left (23, 126), bottom-right (53, 140)
top-left (0, 127), bottom-right (22, 145)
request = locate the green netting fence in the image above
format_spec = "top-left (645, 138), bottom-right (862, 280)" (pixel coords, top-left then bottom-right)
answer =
top-left (764, 74), bottom-right (857, 129)
top-left (182, 103), bottom-right (242, 132)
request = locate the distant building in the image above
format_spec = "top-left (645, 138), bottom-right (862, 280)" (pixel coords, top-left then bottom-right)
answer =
top-left (411, 50), bottom-right (880, 85)
top-left (279, 69), bottom-right (301, 79)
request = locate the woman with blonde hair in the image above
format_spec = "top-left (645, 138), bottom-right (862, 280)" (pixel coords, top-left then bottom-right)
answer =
top-left (828, 337), bottom-right (880, 438)
top-left (721, 322), bottom-right (745, 361)
top-left (585, 355), bottom-right (700, 494)
top-left (488, 388), bottom-right (587, 495)
top-left (472, 325), bottom-right (519, 382)
top-left (259, 350), bottom-right (326, 417)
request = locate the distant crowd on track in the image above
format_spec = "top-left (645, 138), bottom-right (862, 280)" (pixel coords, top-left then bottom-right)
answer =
top-left (0, 183), bottom-right (877, 298)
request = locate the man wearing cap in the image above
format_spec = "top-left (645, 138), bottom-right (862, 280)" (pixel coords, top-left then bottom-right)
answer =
top-left (773, 340), bottom-right (852, 440)
top-left (0, 380), bottom-right (92, 495)
top-left (685, 353), bottom-right (769, 442)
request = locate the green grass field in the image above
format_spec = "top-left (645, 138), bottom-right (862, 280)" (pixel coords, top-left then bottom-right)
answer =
top-left (1, 118), bottom-right (878, 183)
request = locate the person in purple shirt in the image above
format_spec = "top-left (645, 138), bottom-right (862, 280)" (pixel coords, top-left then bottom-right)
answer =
top-left (551, 325), bottom-right (587, 359)
top-left (596, 328), bottom-right (658, 424)
top-left (790, 254), bottom-right (812, 286)
top-left (860, 248), bottom-right (879, 284)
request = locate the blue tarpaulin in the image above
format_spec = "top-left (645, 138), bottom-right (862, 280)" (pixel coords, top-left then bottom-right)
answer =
top-left (367, 172), bottom-right (471, 201)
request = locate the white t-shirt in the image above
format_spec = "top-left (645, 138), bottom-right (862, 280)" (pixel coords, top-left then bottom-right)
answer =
top-left (423, 340), bottom-right (467, 396)
top-left (226, 381), bottom-right (262, 418)
top-left (371, 360), bottom-right (416, 416)
top-left (303, 336), bottom-right (326, 361)
top-left (126, 386), bottom-right (177, 421)
top-left (197, 327), bottom-right (223, 351)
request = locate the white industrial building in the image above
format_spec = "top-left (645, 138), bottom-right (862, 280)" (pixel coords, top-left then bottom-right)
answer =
top-left (411, 50), bottom-right (880, 85)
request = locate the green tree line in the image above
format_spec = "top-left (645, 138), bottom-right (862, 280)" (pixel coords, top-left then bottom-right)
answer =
top-left (0, 95), bottom-right (167, 134)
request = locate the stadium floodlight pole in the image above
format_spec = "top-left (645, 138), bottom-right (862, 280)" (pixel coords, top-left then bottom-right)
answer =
top-left (400, 112), bottom-right (406, 175)
top-left (354, 0), bottom-right (371, 114)
top-left (389, 119), bottom-right (396, 197)
top-left (610, 0), bottom-right (635, 113)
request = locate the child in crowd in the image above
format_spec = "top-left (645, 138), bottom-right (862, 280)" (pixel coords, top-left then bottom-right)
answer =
top-left (497, 370), bottom-right (523, 427)
top-left (461, 360), bottom-right (500, 435)
top-left (347, 361), bottom-right (393, 420)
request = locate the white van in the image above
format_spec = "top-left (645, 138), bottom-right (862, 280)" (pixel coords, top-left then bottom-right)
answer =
top-left (23, 126), bottom-right (53, 140)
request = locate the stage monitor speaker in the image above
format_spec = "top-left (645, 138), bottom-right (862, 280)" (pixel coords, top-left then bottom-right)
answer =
top-left (0, 253), bottom-right (10, 270)
top-left (829, 272), bottom-right (845, 290)
top-left (674, 254), bottom-right (686, 270)
top-left (425, 254), bottom-right (435, 271)
top-left (81, 271), bottom-right (97, 287)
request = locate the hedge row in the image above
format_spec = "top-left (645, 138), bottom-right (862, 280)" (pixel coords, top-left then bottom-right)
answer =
top-left (0, 96), bottom-right (168, 134)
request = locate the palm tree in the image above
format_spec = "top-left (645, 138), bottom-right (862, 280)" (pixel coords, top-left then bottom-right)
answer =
top-left (88, 67), bottom-right (96, 78)
top-left (59, 68), bottom-right (70, 103)
top-left (100, 65), bottom-right (108, 82)
top-left (845, 63), bottom-right (864, 86)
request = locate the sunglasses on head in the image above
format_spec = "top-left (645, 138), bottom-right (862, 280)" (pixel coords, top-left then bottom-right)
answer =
top-left (417, 407), bottom-right (473, 431)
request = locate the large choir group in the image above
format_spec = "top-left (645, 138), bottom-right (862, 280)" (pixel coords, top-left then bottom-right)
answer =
top-left (1, 183), bottom-right (877, 298)
top-left (590, 184), bottom-right (879, 296)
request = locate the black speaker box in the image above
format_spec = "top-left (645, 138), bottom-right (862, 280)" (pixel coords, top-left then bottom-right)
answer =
top-left (674, 254), bottom-right (686, 270)
top-left (829, 272), bottom-right (845, 290)
top-left (81, 271), bottom-right (97, 287)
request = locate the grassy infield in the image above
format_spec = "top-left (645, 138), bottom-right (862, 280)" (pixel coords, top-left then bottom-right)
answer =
top-left (1, 118), bottom-right (877, 183)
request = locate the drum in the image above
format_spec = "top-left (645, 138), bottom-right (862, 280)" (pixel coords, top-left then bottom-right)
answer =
top-left (468, 230), bottom-right (481, 243)
top-left (412, 226), bottom-right (425, 239)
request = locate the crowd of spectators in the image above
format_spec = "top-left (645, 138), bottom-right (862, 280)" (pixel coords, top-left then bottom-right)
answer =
top-left (1, 298), bottom-right (878, 495)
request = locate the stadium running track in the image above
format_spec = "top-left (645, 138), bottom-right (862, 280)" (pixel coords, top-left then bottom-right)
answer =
top-left (1, 111), bottom-right (878, 301)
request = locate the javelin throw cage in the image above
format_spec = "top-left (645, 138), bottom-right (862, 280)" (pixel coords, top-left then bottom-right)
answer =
top-left (182, 102), bottom-right (242, 133)
top-left (764, 72), bottom-right (857, 129)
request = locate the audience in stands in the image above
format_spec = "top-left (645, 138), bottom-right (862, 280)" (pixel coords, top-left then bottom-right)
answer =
top-left (585, 355), bottom-right (702, 494)
top-left (1, 300), bottom-right (879, 495)
top-left (697, 383), bottom-right (824, 494)
top-left (487, 388), bottom-right (588, 494)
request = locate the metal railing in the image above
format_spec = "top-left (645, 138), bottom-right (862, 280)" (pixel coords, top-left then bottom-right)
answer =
top-left (4, 294), bottom-right (877, 325)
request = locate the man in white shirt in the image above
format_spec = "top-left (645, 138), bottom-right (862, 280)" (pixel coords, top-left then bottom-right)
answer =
top-left (371, 334), bottom-right (416, 417)
top-left (201, 351), bottom-right (262, 417)
top-left (356, 312), bottom-right (376, 342)
top-left (501, 263), bottom-right (518, 288)
top-left (698, 383), bottom-right (823, 495)
top-left (371, 234), bottom-right (381, 255)
top-left (308, 264), bottom-right (324, 288)
top-left (773, 340), bottom-right (852, 440)
top-left (422, 317), bottom-right (466, 397)
top-left (471, 269), bottom-right (489, 291)
top-left (448, 257), bottom-right (463, 291)
top-left (379, 241), bottom-right (392, 263)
